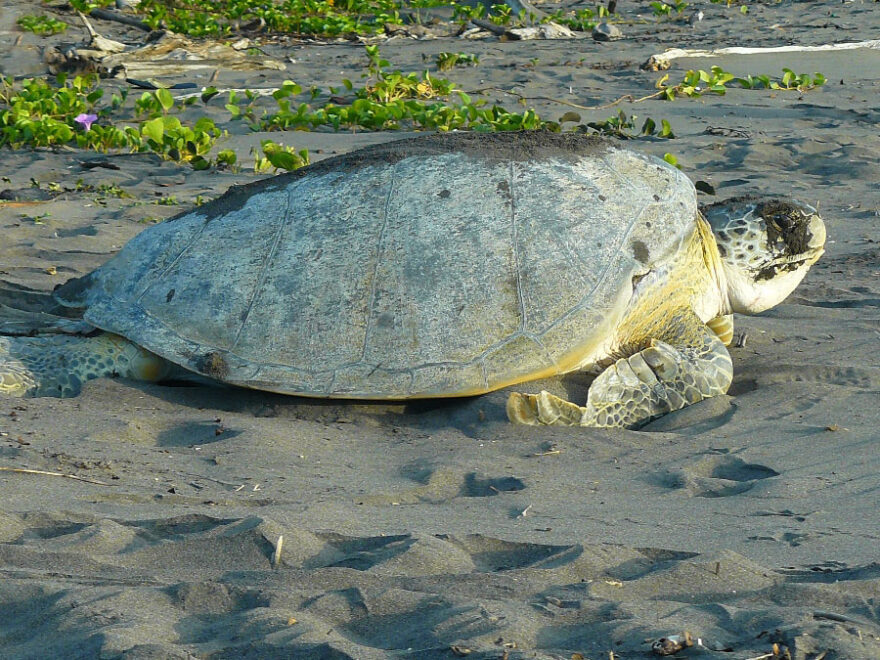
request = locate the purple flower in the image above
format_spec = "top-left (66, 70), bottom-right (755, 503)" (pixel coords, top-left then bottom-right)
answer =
top-left (74, 113), bottom-right (98, 131)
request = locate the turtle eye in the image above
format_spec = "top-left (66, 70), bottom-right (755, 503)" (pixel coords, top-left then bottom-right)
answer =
top-left (768, 211), bottom-right (799, 232)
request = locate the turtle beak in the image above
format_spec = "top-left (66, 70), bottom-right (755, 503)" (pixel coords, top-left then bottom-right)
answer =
top-left (803, 212), bottom-right (826, 264)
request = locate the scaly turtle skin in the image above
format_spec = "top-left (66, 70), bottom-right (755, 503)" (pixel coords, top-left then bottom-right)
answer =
top-left (0, 132), bottom-right (826, 429)
top-left (508, 195), bottom-right (826, 427)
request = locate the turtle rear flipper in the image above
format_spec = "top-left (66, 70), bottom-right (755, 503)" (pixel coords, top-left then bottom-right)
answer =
top-left (507, 314), bottom-right (733, 429)
top-left (0, 333), bottom-right (170, 398)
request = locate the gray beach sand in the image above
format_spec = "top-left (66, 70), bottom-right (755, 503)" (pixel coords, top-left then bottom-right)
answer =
top-left (1, 0), bottom-right (879, 657)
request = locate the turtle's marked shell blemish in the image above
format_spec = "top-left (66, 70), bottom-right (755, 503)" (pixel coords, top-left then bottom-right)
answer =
top-left (631, 240), bottom-right (650, 264)
top-left (197, 351), bottom-right (228, 380)
top-left (496, 179), bottom-right (513, 210)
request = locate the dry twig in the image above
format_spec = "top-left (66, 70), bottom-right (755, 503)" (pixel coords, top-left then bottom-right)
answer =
top-left (0, 466), bottom-right (114, 486)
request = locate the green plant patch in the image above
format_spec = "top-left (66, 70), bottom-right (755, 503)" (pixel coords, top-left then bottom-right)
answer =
top-left (0, 74), bottom-right (114, 149)
top-left (134, 88), bottom-right (178, 118)
top-left (488, 3), bottom-right (515, 25)
top-left (657, 66), bottom-right (826, 100)
top-left (451, 3), bottom-right (485, 23)
top-left (585, 110), bottom-right (675, 139)
top-left (129, 0), bottom-right (404, 37)
top-left (435, 52), bottom-right (480, 72)
top-left (0, 74), bottom-right (227, 168)
top-left (69, 0), bottom-right (115, 11)
top-left (254, 140), bottom-right (311, 172)
top-left (1, 47), bottom-right (689, 178)
top-left (650, 0), bottom-right (688, 16)
top-left (220, 47), bottom-right (681, 137)
top-left (738, 69), bottom-right (826, 92)
top-left (0, 73), bottom-right (316, 172)
top-left (546, 5), bottom-right (608, 31)
top-left (252, 48), bottom-right (556, 132)
top-left (17, 14), bottom-right (68, 36)
top-left (141, 115), bottom-right (222, 169)
top-left (663, 152), bottom-right (680, 169)
top-left (660, 66), bottom-right (736, 99)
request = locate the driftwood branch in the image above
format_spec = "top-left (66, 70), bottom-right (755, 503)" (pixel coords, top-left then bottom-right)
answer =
top-left (644, 39), bottom-right (880, 70)
top-left (469, 18), bottom-right (508, 37)
top-left (89, 8), bottom-right (152, 32)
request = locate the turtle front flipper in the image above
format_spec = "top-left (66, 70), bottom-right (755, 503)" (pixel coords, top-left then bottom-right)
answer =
top-left (508, 390), bottom-right (588, 426)
top-left (0, 332), bottom-right (170, 398)
top-left (507, 313), bottom-right (733, 429)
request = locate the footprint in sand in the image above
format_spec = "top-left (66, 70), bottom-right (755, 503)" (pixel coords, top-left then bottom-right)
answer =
top-left (357, 465), bottom-right (526, 506)
top-left (667, 455), bottom-right (780, 498)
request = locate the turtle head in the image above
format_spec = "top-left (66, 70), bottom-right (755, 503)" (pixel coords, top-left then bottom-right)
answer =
top-left (703, 197), bottom-right (826, 314)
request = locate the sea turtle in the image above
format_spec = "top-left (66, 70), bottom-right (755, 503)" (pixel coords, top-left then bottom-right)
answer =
top-left (0, 132), bottom-right (825, 429)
